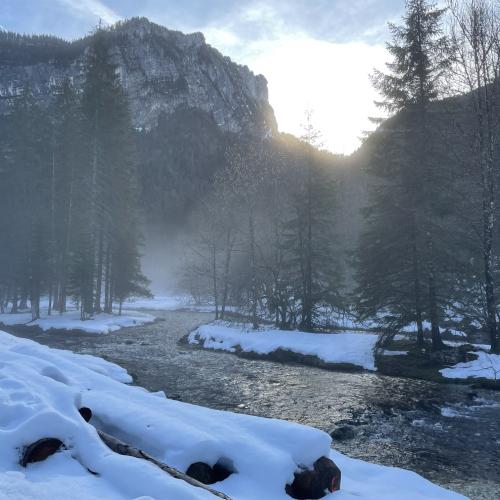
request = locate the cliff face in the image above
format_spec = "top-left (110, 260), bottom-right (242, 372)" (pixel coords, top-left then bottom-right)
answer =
top-left (0, 17), bottom-right (276, 136)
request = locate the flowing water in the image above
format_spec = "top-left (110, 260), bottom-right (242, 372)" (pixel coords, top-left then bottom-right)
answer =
top-left (6, 310), bottom-right (500, 500)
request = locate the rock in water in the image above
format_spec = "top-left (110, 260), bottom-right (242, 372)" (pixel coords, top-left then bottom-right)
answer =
top-left (330, 425), bottom-right (356, 441)
top-left (286, 456), bottom-right (341, 499)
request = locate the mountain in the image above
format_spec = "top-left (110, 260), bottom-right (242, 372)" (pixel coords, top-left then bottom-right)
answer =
top-left (0, 17), bottom-right (276, 137)
top-left (0, 18), bottom-right (362, 291)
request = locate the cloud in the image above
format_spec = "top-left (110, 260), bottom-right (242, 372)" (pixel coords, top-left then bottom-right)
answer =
top-left (199, 6), bottom-right (389, 154)
top-left (248, 36), bottom-right (388, 154)
top-left (56, 0), bottom-right (121, 25)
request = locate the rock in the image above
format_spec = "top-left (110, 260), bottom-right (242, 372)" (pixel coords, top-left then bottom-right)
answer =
top-left (330, 425), bottom-right (356, 441)
top-left (79, 407), bottom-right (93, 422)
top-left (286, 456), bottom-right (341, 499)
top-left (186, 462), bottom-right (214, 484)
top-left (0, 17), bottom-right (276, 137)
top-left (186, 461), bottom-right (233, 485)
top-left (21, 438), bottom-right (64, 467)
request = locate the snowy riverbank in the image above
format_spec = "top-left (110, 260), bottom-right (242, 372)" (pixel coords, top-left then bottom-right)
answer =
top-left (0, 309), bottom-right (155, 334)
top-left (189, 322), bottom-right (379, 371)
top-left (0, 330), bottom-right (465, 499)
top-left (441, 351), bottom-right (500, 381)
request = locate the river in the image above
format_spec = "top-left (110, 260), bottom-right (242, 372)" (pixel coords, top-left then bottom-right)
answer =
top-left (5, 310), bottom-right (500, 500)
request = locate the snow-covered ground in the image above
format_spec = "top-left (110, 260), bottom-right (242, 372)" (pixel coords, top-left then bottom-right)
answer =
top-left (0, 309), bottom-right (155, 334)
top-left (0, 330), bottom-right (465, 500)
top-left (441, 351), bottom-right (500, 380)
top-left (123, 295), bottom-right (194, 311)
top-left (123, 295), bottom-right (241, 315)
top-left (189, 322), bottom-right (379, 371)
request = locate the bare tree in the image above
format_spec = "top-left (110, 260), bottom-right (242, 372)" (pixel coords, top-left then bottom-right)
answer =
top-left (448, 0), bottom-right (500, 353)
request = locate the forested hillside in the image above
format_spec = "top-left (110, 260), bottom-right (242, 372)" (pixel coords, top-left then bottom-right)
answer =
top-left (2, 1), bottom-right (500, 354)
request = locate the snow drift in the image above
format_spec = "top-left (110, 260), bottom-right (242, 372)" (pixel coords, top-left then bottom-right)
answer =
top-left (189, 323), bottom-right (379, 371)
top-left (0, 330), bottom-right (465, 499)
top-left (0, 310), bottom-right (155, 334)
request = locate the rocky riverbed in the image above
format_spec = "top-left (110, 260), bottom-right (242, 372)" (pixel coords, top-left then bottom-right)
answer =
top-left (4, 310), bottom-right (500, 500)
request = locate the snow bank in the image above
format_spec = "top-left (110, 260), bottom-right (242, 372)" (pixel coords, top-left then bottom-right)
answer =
top-left (123, 295), bottom-right (192, 311)
top-left (123, 295), bottom-right (238, 314)
top-left (189, 323), bottom-right (379, 371)
top-left (440, 351), bottom-right (500, 380)
top-left (0, 331), bottom-right (465, 499)
top-left (0, 310), bottom-right (155, 334)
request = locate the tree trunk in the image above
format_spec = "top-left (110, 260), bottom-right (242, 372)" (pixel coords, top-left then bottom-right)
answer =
top-left (104, 243), bottom-right (112, 314)
top-left (212, 245), bottom-right (219, 320)
top-left (249, 210), bottom-right (258, 329)
top-left (412, 236), bottom-right (425, 347)
top-left (94, 230), bottom-right (103, 313)
top-left (427, 233), bottom-right (444, 351)
top-left (220, 229), bottom-right (233, 320)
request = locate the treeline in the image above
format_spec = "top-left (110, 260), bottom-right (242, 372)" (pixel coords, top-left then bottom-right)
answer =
top-left (0, 29), bottom-right (149, 320)
top-left (181, 115), bottom-right (344, 332)
top-left (0, 31), bottom-right (85, 67)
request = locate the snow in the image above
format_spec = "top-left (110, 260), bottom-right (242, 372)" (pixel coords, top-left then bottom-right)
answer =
top-left (0, 330), bottom-right (465, 500)
top-left (0, 310), bottom-right (155, 334)
top-left (123, 295), bottom-right (193, 311)
top-left (440, 351), bottom-right (500, 380)
top-left (123, 295), bottom-right (238, 314)
top-left (189, 322), bottom-right (379, 371)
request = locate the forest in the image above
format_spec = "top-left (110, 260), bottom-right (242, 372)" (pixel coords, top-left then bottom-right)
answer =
top-left (1, 0), bottom-right (500, 356)
top-left (178, 0), bottom-right (500, 355)
top-left (0, 29), bottom-right (149, 320)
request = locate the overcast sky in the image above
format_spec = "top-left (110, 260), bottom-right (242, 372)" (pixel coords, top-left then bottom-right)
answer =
top-left (1, 0), bottom-right (405, 153)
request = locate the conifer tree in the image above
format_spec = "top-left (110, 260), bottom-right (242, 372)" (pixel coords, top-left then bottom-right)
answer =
top-left (285, 113), bottom-right (343, 331)
top-left (358, 0), bottom-right (450, 348)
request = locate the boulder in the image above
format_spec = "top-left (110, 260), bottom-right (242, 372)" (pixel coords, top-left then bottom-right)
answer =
top-left (330, 425), bottom-right (356, 441)
top-left (186, 461), bottom-right (233, 484)
top-left (21, 438), bottom-right (64, 467)
top-left (286, 456), bottom-right (341, 499)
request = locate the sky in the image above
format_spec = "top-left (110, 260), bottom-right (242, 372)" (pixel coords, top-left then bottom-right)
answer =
top-left (0, 0), bottom-right (405, 153)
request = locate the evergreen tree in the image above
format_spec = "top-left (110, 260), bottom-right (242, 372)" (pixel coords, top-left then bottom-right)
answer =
top-left (81, 26), bottom-right (150, 316)
top-left (358, 0), bottom-right (450, 348)
top-left (285, 113), bottom-right (343, 331)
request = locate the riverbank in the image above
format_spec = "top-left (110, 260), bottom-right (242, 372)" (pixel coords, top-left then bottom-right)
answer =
top-left (0, 309), bottom-right (156, 335)
top-left (187, 322), bottom-right (378, 371)
top-left (1, 310), bottom-right (498, 499)
top-left (187, 322), bottom-right (500, 390)
top-left (377, 337), bottom-right (500, 390)
top-left (0, 328), bottom-right (467, 500)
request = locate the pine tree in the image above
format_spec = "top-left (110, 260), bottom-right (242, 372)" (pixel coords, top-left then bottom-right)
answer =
top-left (285, 113), bottom-right (343, 331)
top-left (358, 0), bottom-right (450, 349)
top-left (80, 26), bottom-right (150, 316)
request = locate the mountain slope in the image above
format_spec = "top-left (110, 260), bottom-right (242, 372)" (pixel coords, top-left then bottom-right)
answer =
top-left (0, 17), bottom-right (276, 137)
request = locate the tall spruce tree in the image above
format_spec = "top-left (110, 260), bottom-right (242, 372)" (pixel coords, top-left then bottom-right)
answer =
top-left (357, 0), bottom-right (450, 349)
top-left (81, 26), bottom-right (149, 317)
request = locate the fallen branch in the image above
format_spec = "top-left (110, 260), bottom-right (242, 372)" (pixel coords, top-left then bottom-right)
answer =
top-left (96, 429), bottom-right (231, 499)
top-left (79, 408), bottom-right (230, 498)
